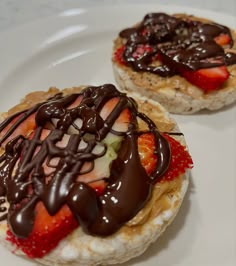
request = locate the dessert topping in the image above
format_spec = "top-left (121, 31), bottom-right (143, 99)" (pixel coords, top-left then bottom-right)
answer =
top-left (116, 13), bottom-right (236, 91)
top-left (0, 84), bottom-right (192, 257)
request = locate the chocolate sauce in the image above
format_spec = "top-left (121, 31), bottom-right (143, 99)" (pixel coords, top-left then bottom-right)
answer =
top-left (225, 52), bottom-right (236, 65)
top-left (0, 84), bottom-right (171, 238)
top-left (119, 13), bottom-right (236, 76)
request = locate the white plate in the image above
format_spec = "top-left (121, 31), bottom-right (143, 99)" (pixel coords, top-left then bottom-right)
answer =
top-left (0, 4), bottom-right (236, 266)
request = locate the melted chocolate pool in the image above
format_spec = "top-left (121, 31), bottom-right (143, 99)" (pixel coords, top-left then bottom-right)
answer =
top-left (0, 84), bottom-right (171, 238)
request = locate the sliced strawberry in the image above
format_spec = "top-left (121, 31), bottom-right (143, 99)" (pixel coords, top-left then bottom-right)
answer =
top-left (7, 127), bottom-right (110, 258)
top-left (180, 65), bottom-right (229, 92)
top-left (78, 158), bottom-right (107, 184)
top-left (0, 113), bottom-right (36, 147)
top-left (78, 141), bottom-right (119, 185)
top-left (113, 45), bottom-right (126, 65)
top-left (113, 44), bottom-right (154, 65)
top-left (45, 95), bottom-right (83, 134)
top-left (5, 95), bottom-right (192, 260)
top-left (138, 133), bottom-right (157, 175)
top-left (67, 95), bottom-right (83, 109)
top-left (89, 180), bottom-right (106, 196)
top-left (78, 97), bottom-right (132, 196)
top-left (141, 28), bottom-right (148, 36)
top-left (6, 202), bottom-right (78, 258)
top-left (132, 44), bottom-right (153, 59)
top-left (78, 98), bottom-right (131, 186)
top-left (100, 97), bottom-right (131, 133)
top-left (35, 130), bottom-right (109, 187)
top-left (161, 134), bottom-right (193, 182)
top-left (138, 133), bottom-right (193, 181)
top-left (39, 130), bottom-right (70, 177)
top-left (214, 33), bottom-right (231, 46)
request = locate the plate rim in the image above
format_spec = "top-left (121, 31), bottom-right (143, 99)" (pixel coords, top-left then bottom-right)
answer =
top-left (0, 3), bottom-right (235, 266)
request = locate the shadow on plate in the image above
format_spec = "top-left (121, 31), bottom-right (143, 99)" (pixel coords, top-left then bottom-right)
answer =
top-left (119, 174), bottom-right (196, 266)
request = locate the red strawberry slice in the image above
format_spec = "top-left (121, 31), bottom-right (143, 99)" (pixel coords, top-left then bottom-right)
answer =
top-left (99, 97), bottom-right (131, 133)
top-left (138, 133), bottom-right (193, 181)
top-left (0, 95), bottom-right (84, 147)
top-left (214, 33), bottom-right (231, 46)
top-left (141, 28), bottom-right (148, 36)
top-left (78, 97), bottom-right (132, 187)
top-left (0, 113), bottom-right (36, 147)
top-left (114, 44), bottom-right (154, 65)
top-left (114, 45), bottom-right (126, 65)
top-left (7, 130), bottom-right (78, 258)
top-left (161, 134), bottom-right (193, 182)
top-left (138, 133), bottom-right (157, 175)
top-left (31, 129), bottom-right (108, 193)
top-left (6, 98), bottom-right (131, 258)
top-left (132, 44), bottom-right (153, 59)
top-left (180, 65), bottom-right (229, 92)
top-left (67, 95), bottom-right (83, 109)
top-left (89, 180), bottom-right (106, 196)
top-left (6, 100), bottom-right (192, 259)
top-left (7, 129), bottom-right (108, 258)
top-left (7, 202), bottom-right (78, 258)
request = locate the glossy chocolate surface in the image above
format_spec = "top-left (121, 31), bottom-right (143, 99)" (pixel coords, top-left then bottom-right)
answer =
top-left (119, 13), bottom-right (236, 76)
top-left (0, 84), bottom-right (171, 238)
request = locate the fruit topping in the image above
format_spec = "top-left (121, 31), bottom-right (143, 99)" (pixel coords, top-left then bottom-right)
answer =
top-left (138, 133), bottom-right (193, 181)
top-left (6, 203), bottom-right (78, 258)
top-left (214, 33), bottom-right (231, 46)
top-left (114, 13), bottom-right (236, 92)
top-left (114, 45), bottom-right (126, 65)
top-left (0, 112), bottom-right (36, 147)
top-left (161, 134), bottom-right (193, 181)
top-left (132, 44), bottom-right (153, 59)
top-left (138, 133), bottom-right (157, 175)
top-left (99, 97), bottom-right (131, 133)
top-left (180, 65), bottom-right (229, 92)
top-left (0, 84), bottom-right (193, 258)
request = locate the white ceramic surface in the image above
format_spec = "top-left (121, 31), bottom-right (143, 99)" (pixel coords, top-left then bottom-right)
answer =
top-left (0, 0), bottom-right (236, 31)
top-left (0, 4), bottom-right (235, 266)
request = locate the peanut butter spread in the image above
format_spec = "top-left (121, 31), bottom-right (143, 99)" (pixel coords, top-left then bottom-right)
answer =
top-left (0, 86), bottom-right (184, 238)
top-left (113, 14), bottom-right (236, 98)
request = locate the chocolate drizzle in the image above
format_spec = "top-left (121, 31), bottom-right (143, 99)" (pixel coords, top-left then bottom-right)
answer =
top-left (119, 13), bottom-right (236, 76)
top-left (0, 84), bottom-right (171, 238)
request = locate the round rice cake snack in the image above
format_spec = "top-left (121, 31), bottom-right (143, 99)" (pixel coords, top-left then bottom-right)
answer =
top-left (0, 84), bottom-right (193, 265)
top-left (112, 13), bottom-right (236, 114)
